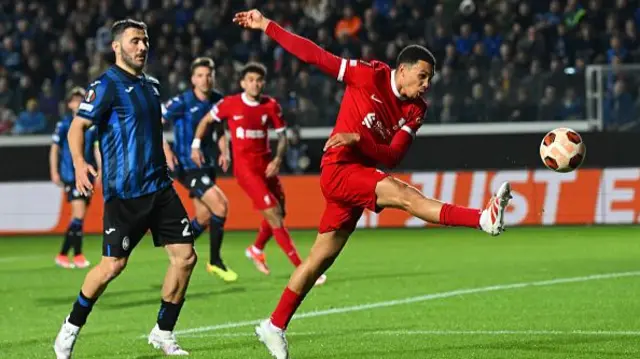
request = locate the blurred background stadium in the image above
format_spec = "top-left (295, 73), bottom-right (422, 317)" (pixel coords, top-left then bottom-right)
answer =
top-left (2, 1), bottom-right (640, 358)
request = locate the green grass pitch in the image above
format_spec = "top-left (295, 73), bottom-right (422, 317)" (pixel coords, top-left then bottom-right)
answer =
top-left (1, 226), bottom-right (639, 358)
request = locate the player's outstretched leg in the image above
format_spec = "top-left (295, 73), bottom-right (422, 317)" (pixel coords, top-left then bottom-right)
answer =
top-left (198, 186), bottom-right (238, 282)
top-left (245, 219), bottom-right (273, 275)
top-left (148, 243), bottom-right (197, 356)
top-left (375, 177), bottom-right (512, 235)
top-left (54, 256), bottom-right (128, 358)
top-left (256, 230), bottom-right (349, 358)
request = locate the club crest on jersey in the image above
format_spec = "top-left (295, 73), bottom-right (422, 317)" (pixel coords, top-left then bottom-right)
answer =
top-left (122, 236), bottom-right (130, 251)
top-left (85, 89), bottom-right (96, 102)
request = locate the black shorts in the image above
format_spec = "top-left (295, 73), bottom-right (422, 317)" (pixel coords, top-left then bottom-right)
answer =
top-left (102, 186), bottom-right (194, 258)
top-left (64, 183), bottom-right (92, 204)
top-left (175, 167), bottom-right (217, 199)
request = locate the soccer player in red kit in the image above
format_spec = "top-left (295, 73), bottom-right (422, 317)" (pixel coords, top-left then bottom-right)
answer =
top-left (191, 63), bottom-right (327, 286)
top-left (234, 10), bottom-right (512, 358)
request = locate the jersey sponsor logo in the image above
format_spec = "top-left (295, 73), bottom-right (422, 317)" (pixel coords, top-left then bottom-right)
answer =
top-left (370, 94), bottom-right (383, 104)
top-left (362, 112), bottom-right (375, 129)
top-left (235, 127), bottom-right (265, 139)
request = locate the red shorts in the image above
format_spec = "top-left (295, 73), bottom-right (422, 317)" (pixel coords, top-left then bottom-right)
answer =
top-left (318, 163), bottom-right (389, 234)
top-left (236, 170), bottom-right (285, 211)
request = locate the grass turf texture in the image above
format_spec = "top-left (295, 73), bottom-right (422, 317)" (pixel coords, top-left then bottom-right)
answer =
top-left (1, 226), bottom-right (639, 358)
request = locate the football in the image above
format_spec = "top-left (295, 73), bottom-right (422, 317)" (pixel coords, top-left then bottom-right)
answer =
top-left (539, 128), bottom-right (586, 172)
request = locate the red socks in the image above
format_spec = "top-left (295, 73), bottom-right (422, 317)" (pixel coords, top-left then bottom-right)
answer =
top-left (253, 220), bottom-right (273, 251)
top-left (270, 287), bottom-right (304, 330)
top-left (439, 203), bottom-right (481, 228)
top-left (273, 227), bottom-right (302, 266)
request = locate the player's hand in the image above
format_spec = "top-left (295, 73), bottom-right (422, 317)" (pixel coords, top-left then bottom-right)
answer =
top-left (265, 158), bottom-right (282, 178)
top-left (233, 9), bottom-right (270, 31)
top-left (51, 172), bottom-right (62, 187)
top-left (323, 133), bottom-right (361, 151)
top-left (218, 154), bottom-right (230, 173)
top-left (191, 148), bottom-right (205, 168)
top-left (74, 161), bottom-right (97, 196)
top-left (165, 148), bottom-right (179, 171)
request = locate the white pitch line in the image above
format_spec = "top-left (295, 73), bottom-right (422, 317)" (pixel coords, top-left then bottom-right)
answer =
top-left (180, 329), bottom-right (640, 339)
top-left (174, 271), bottom-right (640, 336)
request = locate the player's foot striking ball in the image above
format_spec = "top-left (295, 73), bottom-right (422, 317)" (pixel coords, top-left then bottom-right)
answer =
top-left (53, 19), bottom-right (195, 358)
top-left (161, 56), bottom-right (237, 282)
top-left (233, 9), bottom-right (512, 359)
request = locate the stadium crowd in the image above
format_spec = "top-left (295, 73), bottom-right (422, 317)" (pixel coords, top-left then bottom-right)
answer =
top-left (0, 0), bottom-right (639, 135)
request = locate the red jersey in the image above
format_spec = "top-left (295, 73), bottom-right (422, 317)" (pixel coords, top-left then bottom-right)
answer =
top-left (210, 93), bottom-right (286, 173)
top-left (265, 22), bottom-right (427, 169)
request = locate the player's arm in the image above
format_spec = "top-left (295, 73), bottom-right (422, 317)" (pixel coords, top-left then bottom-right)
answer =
top-left (234, 10), bottom-right (355, 84)
top-left (68, 117), bottom-right (97, 195)
top-left (161, 98), bottom-right (182, 171)
top-left (266, 101), bottom-right (288, 177)
top-left (72, 79), bottom-right (112, 195)
top-left (191, 111), bottom-right (218, 167)
top-left (49, 144), bottom-right (61, 186)
top-left (49, 121), bottom-right (63, 186)
top-left (325, 114), bottom-right (423, 168)
top-left (215, 122), bottom-right (230, 172)
top-left (93, 140), bottom-right (102, 180)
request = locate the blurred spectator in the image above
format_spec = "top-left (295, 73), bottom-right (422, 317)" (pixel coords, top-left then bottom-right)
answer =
top-left (13, 98), bottom-right (46, 135)
top-left (538, 86), bottom-right (561, 121)
top-left (38, 80), bottom-right (60, 118)
top-left (0, 104), bottom-right (16, 134)
top-left (335, 5), bottom-right (362, 39)
top-left (558, 88), bottom-right (584, 120)
top-left (284, 126), bottom-right (311, 174)
top-left (0, 0), bottom-right (636, 132)
top-left (606, 80), bottom-right (635, 129)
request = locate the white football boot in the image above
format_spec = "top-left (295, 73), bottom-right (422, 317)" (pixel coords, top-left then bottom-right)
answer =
top-left (148, 324), bottom-right (189, 356)
top-left (479, 181), bottom-right (512, 236)
top-left (53, 316), bottom-right (80, 359)
top-left (255, 319), bottom-right (289, 359)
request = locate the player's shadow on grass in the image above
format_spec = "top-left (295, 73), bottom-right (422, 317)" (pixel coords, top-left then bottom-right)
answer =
top-left (100, 286), bottom-right (247, 310)
top-left (469, 335), bottom-right (636, 357)
top-left (34, 285), bottom-right (165, 306)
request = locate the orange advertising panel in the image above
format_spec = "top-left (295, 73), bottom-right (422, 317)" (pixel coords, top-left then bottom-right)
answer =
top-left (1, 168), bottom-right (640, 235)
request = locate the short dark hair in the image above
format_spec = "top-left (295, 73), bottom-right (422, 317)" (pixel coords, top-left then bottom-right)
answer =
top-left (111, 19), bottom-right (147, 39)
top-left (241, 62), bottom-right (267, 79)
top-left (191, 57), bottom-right (215, 74)
top-left (396, 45), bottom-right (437, 71)
top-left (66, 86), bottom-right (85, 102)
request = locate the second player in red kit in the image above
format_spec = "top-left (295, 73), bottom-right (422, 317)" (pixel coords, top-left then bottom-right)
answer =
top-left (192, 63), bottom-right (326, 286)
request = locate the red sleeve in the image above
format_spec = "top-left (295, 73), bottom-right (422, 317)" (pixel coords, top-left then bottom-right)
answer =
top-left (354, 101), bottom-right (426, 168)
top-left (355, 129), bottom-right (415, 169)
top-left (265, 21), bottom-right (372, 86)
top-left (209, 97), bottom-right (229, 122)
top-left (269, 100), bottom-right (287, 134)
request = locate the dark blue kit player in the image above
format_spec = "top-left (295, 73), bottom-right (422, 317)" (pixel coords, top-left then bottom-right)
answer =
top-left (50, 87), bottom-right (100, 270)
top-left (54, 19), bottom-right (195, 358)
top-left (162, 56), bottom-right (237, 282)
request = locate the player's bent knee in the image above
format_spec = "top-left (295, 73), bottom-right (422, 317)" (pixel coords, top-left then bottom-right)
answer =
top-left (202, 187), bottom-right (228, 216)
top-left (263, 207), bottom-right (283, 228)
top-left (99, 257), bottom-right (128, 281)
top-left (169, 246), bottom-right (197, 270)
